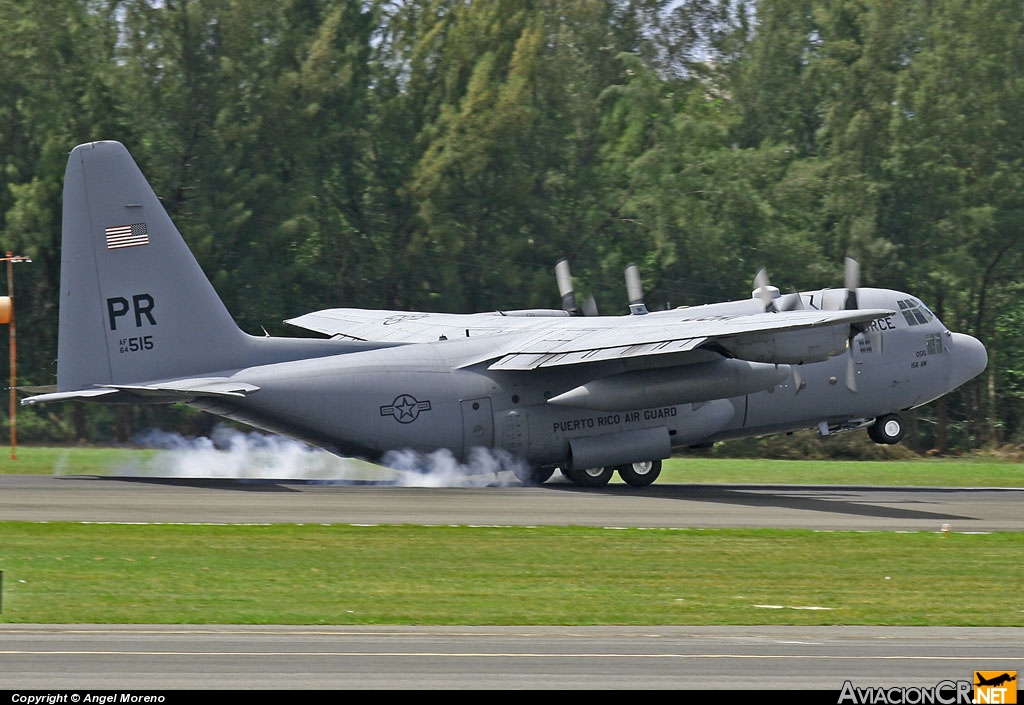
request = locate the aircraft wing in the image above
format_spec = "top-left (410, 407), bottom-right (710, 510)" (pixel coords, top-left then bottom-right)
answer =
top-left (285, 308), bottom-right (559, 343)
top-left (287, 304), bottom-right (893, 369)
top-left (484, 307), bottom-right (893, 370)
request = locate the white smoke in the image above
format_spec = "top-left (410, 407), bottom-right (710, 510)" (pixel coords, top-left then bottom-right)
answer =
top-left (119, 426), bottom-right (372, 481)
top-left (115, 425), bottom-right (528, 486)
top-left (380, 446), bottom-right (528, 487)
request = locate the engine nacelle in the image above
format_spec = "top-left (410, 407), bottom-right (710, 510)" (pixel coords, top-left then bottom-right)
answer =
top-left (717, 326), bottom-right (849, 364)
top-left (547, 359), bottom-right (789, 412)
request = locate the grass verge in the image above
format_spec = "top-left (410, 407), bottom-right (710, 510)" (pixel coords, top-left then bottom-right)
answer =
top-left (1, 446), bottom-right (1022, 486)
top-left (1, 522), bottom-right (1020, 626)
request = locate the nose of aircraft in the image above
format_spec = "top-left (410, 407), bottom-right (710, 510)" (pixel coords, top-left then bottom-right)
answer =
top-left (948, 332), bottom-right (988, 391)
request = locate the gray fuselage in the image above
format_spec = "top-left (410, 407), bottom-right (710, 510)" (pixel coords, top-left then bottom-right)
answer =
top-left (189, 287), bottom-right (985, 470)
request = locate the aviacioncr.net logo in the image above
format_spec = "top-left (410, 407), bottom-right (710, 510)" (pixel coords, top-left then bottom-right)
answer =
top-left (838, 680), bottom-right (974, 704)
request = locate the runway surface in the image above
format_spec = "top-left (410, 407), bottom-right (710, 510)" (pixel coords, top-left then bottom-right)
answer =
top-left (2, 625), bottom-right (1023, 690)
top-left (0, 474), bottom-right (1021, 531)
top-left (2, 475), bottom-right (1022, 689)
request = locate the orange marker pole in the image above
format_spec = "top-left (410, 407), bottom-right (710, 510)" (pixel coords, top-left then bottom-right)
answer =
top-left (7, 253), bottom-right (15, 460)
top-left (2, 252), bottom-right (31, 461)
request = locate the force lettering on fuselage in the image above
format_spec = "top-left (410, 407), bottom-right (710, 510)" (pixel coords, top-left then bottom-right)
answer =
top-left (553, 407), bottom-right (678, 434)
top-left (867, 315), bottom-right (897, 332)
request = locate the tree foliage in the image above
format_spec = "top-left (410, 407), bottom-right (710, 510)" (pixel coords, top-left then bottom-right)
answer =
top-left (0, 0), bottom-right (1020, 451)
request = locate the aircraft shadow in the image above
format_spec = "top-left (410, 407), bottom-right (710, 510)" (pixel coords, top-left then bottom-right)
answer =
top-left (545, 483), bottom-right (978, 522)
top-left (76, 475), bottom-right (315, 492)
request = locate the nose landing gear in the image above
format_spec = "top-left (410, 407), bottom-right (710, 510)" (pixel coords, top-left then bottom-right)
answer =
top-left (868, 413), bottom-right (905, 444)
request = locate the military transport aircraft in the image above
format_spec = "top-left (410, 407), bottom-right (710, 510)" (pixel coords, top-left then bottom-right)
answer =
top-left (22, 141), bottom-right (988, 487)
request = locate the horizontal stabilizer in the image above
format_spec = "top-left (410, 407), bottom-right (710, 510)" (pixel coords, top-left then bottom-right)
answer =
top-left (108, 378), bottom-right (261, 398)
top-left (22, 389), bottom-right (120, 405)
top-left (23, 378), bottom-right (260, 406)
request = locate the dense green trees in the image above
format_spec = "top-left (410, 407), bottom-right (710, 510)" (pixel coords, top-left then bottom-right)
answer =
top-left (0, 0), bottom-right (1020, 452)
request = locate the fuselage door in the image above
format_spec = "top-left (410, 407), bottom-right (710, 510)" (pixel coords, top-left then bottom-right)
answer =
top-left (461, 397), bottom-right (494, 459)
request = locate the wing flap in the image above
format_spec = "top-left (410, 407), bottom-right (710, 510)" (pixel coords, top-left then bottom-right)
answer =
top-left (488, 338), bottom-right (708, 370)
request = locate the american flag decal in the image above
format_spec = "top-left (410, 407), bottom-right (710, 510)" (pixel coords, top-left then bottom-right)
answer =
top-left (105, 223), bottom-right (149, 250)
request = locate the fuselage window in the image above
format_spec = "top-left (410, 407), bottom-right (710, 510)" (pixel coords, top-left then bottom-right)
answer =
top-left (898, 299), bottom-right (935, 326)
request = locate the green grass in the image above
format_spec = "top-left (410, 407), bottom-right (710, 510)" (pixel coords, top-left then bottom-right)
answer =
top-left (660, 457), bottom-right (1024, 487)
top-left (2, 446), bottom-right (159, 476)
top-left (1, 522), bottom-right (1020, 626)
top-left (1, 449), bottom-right (1020, 626)
top-left (2, 446), bottom-right (1021, 486)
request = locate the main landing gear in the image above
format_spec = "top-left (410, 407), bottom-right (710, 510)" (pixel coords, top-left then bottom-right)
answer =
top-left (561, 460), bottom-right (663, 488)
top-left (615, 460), bottom-right (662, 487)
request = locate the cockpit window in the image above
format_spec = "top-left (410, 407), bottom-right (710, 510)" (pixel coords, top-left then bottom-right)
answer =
top-left (898, 299), bottom-right (934, 326)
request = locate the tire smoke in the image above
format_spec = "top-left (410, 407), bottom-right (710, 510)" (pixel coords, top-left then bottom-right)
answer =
top-left (381, 447), bottom-right (528, 487)
top-left (112, 425), bottom-right (529, 486)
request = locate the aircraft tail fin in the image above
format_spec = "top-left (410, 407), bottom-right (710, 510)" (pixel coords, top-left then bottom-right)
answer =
top-left (56, 140), bottom-right (250, 392)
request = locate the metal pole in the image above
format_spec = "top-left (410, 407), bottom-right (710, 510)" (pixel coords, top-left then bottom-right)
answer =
top-left (7, 253), bottom-right (14, 461)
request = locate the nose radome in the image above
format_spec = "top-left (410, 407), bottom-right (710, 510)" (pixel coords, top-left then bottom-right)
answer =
top-left (948, 332), bottom-right (988, 391)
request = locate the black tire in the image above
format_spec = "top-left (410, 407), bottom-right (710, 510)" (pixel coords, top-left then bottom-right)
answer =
top-left (617, 459), bottom-right (662, 487)
top-left (565, 466), bottom-right (614, 487)
top-left (868, 413), bottom-right (905, 444)
top-left (513, 465), bottom-right (555, 485)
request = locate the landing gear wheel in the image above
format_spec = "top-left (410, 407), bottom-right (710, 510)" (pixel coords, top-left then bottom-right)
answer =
top-left (868, 413), bottom-right (905, 444)
top-left (617, 459), bottom-right (662, 487)
top-left (513, 466), bottom-right (555, 485)
top-left (565, 466), bottom-right (614, 487)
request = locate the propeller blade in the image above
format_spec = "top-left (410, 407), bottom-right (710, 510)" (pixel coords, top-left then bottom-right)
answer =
top-left (581, 294), bottom-right (599, 318)
top-left (842, 257), bottom-right (862, 389)
top-left (752, 268), bottom-right (778, 311)
top-left (845, 352), bottom-right (858, 392)
top-left (777, 289), bottom-right (805, 312)
top-left (844, 256), bottom-right (860, 290)
top-left (791, 364), bottom-right (804, 394)
top-left (555, 258), bottom-right (578, 315)
top-left (844, 257), bottom-right (860, 310)
top-left (625, 263), bottom-right (648, 315)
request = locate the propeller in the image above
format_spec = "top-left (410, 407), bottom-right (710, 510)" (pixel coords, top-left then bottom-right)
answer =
top-left (752, 269), bottom-right (806, 394)
top-left (755, 260), bottom-right (862, 392)
top-left (843, 256), bottom-right (860, 310)
top-left (555, 258), bottom-right (598, 316)
top-left (555, 258), bottom-right (579, 315)
top-left (823, 256), bottom-right (861, 311)
top-left (752, 268), bottom-right (779, 311)
top-left (791, 364), bottom-right (805, 395)
top-left (838, 257), bottom-right (862, 390)
top-left (625, 263), bottom-right (648, 315)
top-left (754, 268), bottom-right (806, 312)
top-left (777, 287), bottom-right (805, 312)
